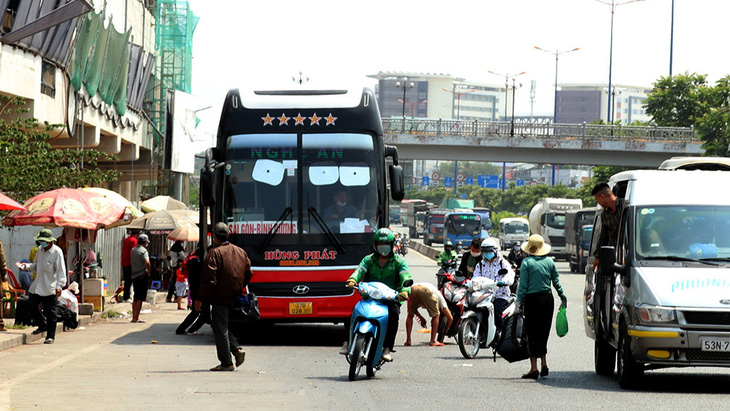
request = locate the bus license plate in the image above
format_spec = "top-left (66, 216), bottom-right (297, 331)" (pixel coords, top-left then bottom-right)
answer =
top-left (289, 302), bottom-right (313, 315)
top-left (700, 337), bottom-right (730, 352)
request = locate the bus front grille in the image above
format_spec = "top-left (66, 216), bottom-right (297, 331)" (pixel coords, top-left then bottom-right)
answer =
top-left (248, 282), bottom-right (356, 298)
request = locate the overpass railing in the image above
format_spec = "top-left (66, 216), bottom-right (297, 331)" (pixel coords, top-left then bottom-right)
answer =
top-left (382, 118), bottom-right (698, 142)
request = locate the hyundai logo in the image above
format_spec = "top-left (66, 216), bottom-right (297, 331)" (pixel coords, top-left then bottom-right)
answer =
top-left (720, 299), bottom-right (730, 305)
top-left (293, 285), bottom-right (310, 295)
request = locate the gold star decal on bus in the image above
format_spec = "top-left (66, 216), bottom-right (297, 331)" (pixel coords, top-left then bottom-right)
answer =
top-left (325, 113), bottom-right (337, 126)
top-left (278, 113), bottom-right (290, 126)
top-left (309, 113), bottom-right (321, 126)
top-left (294, 113), bottom-right (306, 126)
top-left (261, 113), bottom-right (274, 126)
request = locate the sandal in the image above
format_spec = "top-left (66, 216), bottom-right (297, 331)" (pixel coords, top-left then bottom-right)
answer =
top-left (131, 320), bottom-right (146, 323)
top-left (210, 364), bottom-right (235, 372)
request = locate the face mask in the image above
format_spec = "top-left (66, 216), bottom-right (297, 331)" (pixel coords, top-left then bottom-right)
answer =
top-left (38, 241), bottom-right (48, 249)
top-left (470, 250), bottom-right (480, 257)
top-left (337, 201), bottom-right (347, 207)
top-left (483, 251), bottom-right (496, 260)
top-left (376, 244), bottom-right (391, 256)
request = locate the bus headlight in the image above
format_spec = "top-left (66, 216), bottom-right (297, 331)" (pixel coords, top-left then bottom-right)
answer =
top-left (638, 305), bottom-right (676, 323)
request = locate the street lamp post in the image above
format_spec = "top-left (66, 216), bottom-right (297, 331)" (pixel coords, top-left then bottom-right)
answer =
top-left (595, 0), bottom-right (642, 123)
top-left (509, 78), bottom-right (522, 137)
top-left (398, 99), bottom-right (428, 117)
top-left (488, 70), bottom-right (526, 123)
top-left (396, 77), bottom-right (414, 133)
top-left (442, 87), bottom-right (477, 120)
top-left (534, 46), bottom-right (580, 123)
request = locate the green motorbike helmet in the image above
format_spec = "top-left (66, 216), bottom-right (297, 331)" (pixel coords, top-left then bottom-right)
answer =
top-left (373, 228), bottom-right (395, 245)
top-left (444, 240), bottom-right (454, 250)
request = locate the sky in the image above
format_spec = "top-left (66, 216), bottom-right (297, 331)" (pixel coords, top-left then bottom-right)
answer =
top-left (186, 0), bottom-right (730, 144)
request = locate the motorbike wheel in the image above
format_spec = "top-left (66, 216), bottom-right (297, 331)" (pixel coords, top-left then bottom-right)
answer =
top-left (402, 246), bottom-right (408, 256)
top-left (365, 334), bottom-right (377, 378)
top-left (348, 333), bottom-right (366, 381)
top-left (457, 317), bottom-right (480, 359)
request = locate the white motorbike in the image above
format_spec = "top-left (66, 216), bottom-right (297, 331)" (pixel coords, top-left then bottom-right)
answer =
top-left (457, 276), bottom-right (515, 359)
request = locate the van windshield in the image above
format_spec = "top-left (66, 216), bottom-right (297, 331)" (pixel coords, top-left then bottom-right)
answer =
top-left (635, 206), bottom-right (730, 260)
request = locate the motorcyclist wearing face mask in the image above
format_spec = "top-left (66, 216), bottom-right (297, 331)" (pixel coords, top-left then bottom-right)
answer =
top-left (344, 228), bottom-right (413, 361)
top-left (437, 241), bottom-right (458, 266)
top-left (472, 238), bottom-right (515, 330)
top-left (458, 237), bottom-right (483, 279)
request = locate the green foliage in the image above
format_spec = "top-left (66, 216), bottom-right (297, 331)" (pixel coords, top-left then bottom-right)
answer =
top-left (0, 96), bottom-right (120, 201)
top-left (646, 72), bottom-right (713, 127)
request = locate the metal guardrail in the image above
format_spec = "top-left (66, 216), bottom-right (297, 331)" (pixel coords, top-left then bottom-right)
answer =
top-left (382, 118), bottom-right (698, 142)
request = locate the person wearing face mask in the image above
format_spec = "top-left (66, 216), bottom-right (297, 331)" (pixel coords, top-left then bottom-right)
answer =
top-left (17, 229), bottom-right (67, 344)
top-left (458, 237), bottom-right (483, 279)
top-left (342, 228), bottom-right (412, 362)
top-left (472, 238), bottom-right (514, 331)
top-left (324, 190), bottom-right (359, 229)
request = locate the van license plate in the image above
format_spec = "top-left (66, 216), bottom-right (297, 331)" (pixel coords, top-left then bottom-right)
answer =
top-left (289, 302), bottom-right (312, 315)
top-left (700, 337), bottom-right (730, 351)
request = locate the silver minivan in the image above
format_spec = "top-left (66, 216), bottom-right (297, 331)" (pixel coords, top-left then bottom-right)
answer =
top-left (584, 169), bottom-right (730, 389)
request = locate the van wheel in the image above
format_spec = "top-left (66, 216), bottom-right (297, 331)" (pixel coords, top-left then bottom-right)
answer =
top-left (617, 324), bottom-right (644, 389)
top-left (594, 339), bottom-right (616, 376)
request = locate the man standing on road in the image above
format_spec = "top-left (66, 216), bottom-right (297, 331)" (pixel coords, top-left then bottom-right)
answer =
top-left (591, 182), bottom-right (623, 270)
top-left (19, 229), bottom-right (66, 344)
top-left (129, 234), bottom-right (151, 323)
top-left (121, 229), bottom-right (139, 302)
top-left (195, 222), bottom-right (252, 371)
top-left (404, 282), bottom-right (452, 347)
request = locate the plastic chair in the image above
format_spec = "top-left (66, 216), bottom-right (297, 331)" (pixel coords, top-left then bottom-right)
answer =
top-left (2, 270), bottom-right (25, 317)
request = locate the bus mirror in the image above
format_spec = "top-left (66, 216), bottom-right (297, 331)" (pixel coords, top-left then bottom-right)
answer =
top-left (384, 145), bottom-right (399, 166)
top-left (389, 164), bottom-right (404, 201)
top-left (403, 279), bottom-right (414, 288)
top-left (200, 168), bottom-right (218, 207)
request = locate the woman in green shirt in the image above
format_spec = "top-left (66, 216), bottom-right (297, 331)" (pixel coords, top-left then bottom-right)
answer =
top-left (516, 234), bottom-right (567, 380)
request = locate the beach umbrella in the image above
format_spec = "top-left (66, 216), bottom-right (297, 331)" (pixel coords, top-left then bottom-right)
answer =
top-left (81, 187), bottom-right (144, 218)
top-left (126, 209), bottom-right (197, 233)
top-left (3, 188), bottom-right (126, 230)
top-left (0, 191), bottom-right (25, 211)
top-left (140, 195), bottom-right (187, 213)
top-left (167, 225), bottom-right (199, 242)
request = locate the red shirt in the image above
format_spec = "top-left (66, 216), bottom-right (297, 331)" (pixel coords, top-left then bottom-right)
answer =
top-left (121, 235), bottom-right (138, 267)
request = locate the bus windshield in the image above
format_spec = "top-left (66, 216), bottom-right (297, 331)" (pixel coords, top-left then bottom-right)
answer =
top-left (223, 133), bottom-right (378, 234)
top-left (446, 214), bottom-right (482, 237)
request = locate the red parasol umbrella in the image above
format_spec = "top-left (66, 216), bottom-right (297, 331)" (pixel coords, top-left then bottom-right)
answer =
top-left (0, 191), bottom-right (25, 211)
top-left (2, 188), bottom-right (127, 230)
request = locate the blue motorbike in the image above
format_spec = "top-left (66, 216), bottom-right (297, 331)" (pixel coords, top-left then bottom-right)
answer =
top-left (345, 280), bottom-right (413, 381)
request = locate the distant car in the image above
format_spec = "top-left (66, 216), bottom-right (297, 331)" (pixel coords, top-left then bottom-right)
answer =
top-left (389, 207), bottom-right (401, 225)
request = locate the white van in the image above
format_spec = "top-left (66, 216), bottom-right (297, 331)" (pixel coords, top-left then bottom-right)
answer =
top-left (497, 217), bottom-right (529, 250)
top-left (584, 169), bottom-right (730, 389)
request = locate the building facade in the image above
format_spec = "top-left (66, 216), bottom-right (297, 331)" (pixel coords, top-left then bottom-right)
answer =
top-left (370, 72), bottom-right (509, 121)
top-left (556, 84), bottom-right (651, 124)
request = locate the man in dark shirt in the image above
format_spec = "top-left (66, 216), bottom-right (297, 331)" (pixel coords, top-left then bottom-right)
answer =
top-left (195, 222), bottom-right (253, 371)
top-left (591, 182), bottom-right (623, 270)
top-left (458, 237), bottom-right (483, 278)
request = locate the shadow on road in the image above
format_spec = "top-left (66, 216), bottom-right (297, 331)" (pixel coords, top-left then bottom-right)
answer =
top-left (232, 322), bottom-right (347, 347)
top-left (526, 370), bottom-right (730, 394)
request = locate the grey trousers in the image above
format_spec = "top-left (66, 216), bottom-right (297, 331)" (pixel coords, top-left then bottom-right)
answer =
top-left (211, 303), bottom-right (241, 366)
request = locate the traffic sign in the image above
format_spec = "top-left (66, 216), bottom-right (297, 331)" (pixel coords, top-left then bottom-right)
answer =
top-left (516, 179), bottom-right (525, 187)
top-left (456, 172), bottom-right (465, 181)
top-left (444, 177), bottom-right (453, 187)
top-left (422, 176), bottom-right (430, 186)
top-left (431, 172), bottom-right (440, 181)
top-left (465, 177), bottom-right (474, 185)
top-left (412, 177), bottom-right (417, 184)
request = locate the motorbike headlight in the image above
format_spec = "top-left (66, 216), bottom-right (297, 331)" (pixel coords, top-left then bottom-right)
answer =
top-left (638, 305), bottom-right (676, 323)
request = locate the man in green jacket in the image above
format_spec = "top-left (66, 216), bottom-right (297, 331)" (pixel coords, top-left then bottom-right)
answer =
top-left (342, 228), bottom-right (412, 361)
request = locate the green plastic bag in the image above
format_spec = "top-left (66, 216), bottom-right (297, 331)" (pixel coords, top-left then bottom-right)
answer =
top-left (556, 306), bottom-right (569, 337)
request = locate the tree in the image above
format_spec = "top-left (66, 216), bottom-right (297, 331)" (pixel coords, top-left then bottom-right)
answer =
top-left (0, 96), bottom-right (120, 201)
top-left (695, 76), bottom-right (730, 156)
top-left (645, 72), bottom-right (713, 127)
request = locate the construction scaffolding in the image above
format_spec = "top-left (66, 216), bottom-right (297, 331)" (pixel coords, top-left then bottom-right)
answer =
top-left (143, 0), bottom-right (197, 198)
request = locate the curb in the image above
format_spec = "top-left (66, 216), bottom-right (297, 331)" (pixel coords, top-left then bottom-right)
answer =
top-left (0, 290), bottom-right (169, 351)
top-left (411, 241), bottom-right (440, 260)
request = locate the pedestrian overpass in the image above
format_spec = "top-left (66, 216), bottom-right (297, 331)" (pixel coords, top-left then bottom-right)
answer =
top-left (382, 118), bottom-right (702, 167)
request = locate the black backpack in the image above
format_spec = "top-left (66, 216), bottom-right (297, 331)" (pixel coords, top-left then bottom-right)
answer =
top-left (497, 311), bottom-right (530, 363)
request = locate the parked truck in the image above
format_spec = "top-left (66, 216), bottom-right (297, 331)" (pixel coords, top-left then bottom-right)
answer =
top-left (564, 207), bottom-right (598, 273)
top-left (400, 199), bottom-right (429, 238)
top-left (528, 198), bottom-right (583, 259)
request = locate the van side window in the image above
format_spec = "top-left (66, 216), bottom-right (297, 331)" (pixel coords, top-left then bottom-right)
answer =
top-left (613, 180), bottom-right (629, 201)
top-left (617, 210), bottom-right (630, 265)
top-left (589, 213), bottom-right (603, 258)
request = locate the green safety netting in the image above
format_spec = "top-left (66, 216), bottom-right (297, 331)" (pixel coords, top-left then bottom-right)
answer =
top-left (69, 11), bottom-right (131, 115)
top-left (155, 0), bottom-right (198, 94)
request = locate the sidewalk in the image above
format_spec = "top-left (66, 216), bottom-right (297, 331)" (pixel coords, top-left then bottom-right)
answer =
top-left (0, 290), bottom-right (169, 351)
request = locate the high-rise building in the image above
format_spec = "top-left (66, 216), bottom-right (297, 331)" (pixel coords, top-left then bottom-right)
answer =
top-left (556, 84), bottom-right (651, 124)
top-left (370, 72), bottom-right (508, 121)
